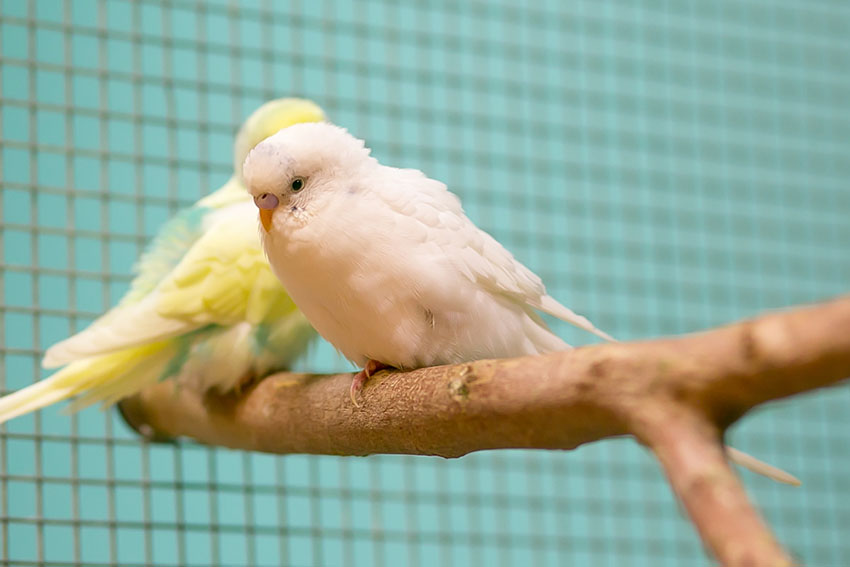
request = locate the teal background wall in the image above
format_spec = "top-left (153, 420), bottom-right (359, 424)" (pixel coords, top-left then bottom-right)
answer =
top-left (2, 1), bottom-right (849, 565)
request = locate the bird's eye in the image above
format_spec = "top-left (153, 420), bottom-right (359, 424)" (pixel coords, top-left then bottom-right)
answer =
top-left (254, 193), bottom-right (279, 210)
top-left (291, 177), bottom-right (305, 192)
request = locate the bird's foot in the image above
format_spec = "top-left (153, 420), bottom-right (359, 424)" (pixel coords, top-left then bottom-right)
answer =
top-left (350, 359), bottom-right (390, 407)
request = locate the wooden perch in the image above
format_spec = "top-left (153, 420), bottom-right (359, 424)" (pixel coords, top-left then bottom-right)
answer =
top-left (119, 295), bottom-right (850, 566)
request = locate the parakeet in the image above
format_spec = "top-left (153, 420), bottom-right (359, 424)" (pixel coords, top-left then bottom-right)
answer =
top-left (0, 98), bottom-right (325, 424)
top-left (245, 122), bottom-right (612, 389)
top-left (243, 121), bottom-right (800, 486)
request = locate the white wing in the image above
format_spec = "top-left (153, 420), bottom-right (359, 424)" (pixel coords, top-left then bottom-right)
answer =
top-left (382, 167), bottom-right (615, 342)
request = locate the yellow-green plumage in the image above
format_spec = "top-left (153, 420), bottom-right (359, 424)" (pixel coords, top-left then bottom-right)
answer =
top-left (0, 98), bottom-right (326, 424)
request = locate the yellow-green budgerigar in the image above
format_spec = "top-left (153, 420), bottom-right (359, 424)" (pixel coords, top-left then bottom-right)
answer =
top-left (0, 98), bottom-right (325, 424)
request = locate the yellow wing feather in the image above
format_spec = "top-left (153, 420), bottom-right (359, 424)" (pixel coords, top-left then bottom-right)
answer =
top-left (156, 203), bottom-right (294, 326)
top-left (2, 97), bottom-right (326, 424)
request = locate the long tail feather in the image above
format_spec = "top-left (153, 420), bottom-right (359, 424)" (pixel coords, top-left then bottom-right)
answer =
top-left (0, 342), bottom-right (173, 424)
top-left (62, 346), bottom-right (173, 413)
top-left (726, 446), bottom-right (801, 486)
top-left (534, 295), bottom-right (617, 342)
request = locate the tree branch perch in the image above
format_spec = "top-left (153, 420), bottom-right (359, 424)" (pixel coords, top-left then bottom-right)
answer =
top-left (119, 295), bottom-right (850, 566)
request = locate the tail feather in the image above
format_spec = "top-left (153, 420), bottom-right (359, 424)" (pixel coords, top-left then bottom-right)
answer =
top-left (0, 376), bottom-right (84, 424)
top-left (42, 298), bottom-right (194, 368)
top-left (727, 446), bottom-right (801, 486)
top-left (0, 342), bottom-right (173, 425)
top-left (62, 344), bottom-right (174, 413)
top-left (534, 295), bottom-right (617, 342)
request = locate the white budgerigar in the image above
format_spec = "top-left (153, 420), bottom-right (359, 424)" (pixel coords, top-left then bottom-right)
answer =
top-left (0, 98), bottom-right (326, 424)
top-left (245, 123), bottom-right (611, 383)
top-left (243, 121), bottom-right (799, 485)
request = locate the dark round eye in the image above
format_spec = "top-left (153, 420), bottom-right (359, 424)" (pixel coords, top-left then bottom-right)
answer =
top-left (254, 192), bottom-right (279, 210)
top-left (291, 177), bottom-right (305, 192)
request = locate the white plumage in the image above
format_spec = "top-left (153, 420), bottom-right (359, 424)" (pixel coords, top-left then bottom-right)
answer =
top-left (243, 121), bottom-right (800, 486)
top-left (244, 122), bottom-right (612, 371)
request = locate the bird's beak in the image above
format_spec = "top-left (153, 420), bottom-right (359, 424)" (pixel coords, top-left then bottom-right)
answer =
top-left (259, 209), bottom-right (274, 232)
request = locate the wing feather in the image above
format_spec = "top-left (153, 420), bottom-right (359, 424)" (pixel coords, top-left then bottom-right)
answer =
top-left (44, 201), bottom-right (292, 366)
top-left (383, 167), bottom-right (614, 341)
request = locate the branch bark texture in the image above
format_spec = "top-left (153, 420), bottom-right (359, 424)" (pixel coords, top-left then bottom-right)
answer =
top-left (120, 295), bottom-right (850, 566)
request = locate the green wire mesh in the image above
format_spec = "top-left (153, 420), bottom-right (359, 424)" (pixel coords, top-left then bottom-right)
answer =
top-left (1, 1), bottom-right (849, 565)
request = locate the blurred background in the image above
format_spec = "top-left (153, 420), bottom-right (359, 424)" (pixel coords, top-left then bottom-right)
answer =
top-left (1, 1), bottom-right (849, 565)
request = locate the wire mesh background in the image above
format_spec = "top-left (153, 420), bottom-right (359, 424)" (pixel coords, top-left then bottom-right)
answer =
top-left (1, 0), bottom-right (849, 565)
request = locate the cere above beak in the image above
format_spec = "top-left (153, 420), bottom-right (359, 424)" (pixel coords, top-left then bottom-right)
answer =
top-left (254, 193), bottom-right (278, 232)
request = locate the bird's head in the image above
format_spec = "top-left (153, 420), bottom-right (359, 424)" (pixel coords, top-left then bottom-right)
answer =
top-left (233, 98), bottom-right (327, 180)
top-left (243, 122), bottom-right (375, 232)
